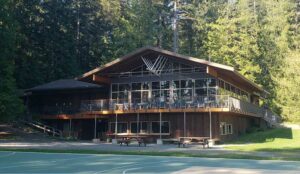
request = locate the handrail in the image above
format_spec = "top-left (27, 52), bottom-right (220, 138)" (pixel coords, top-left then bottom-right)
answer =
top-left (21, 120), bottom-right (62, 137)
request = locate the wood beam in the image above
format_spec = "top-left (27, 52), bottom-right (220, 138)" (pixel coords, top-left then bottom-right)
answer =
top-left (206, 66), bottom-right (218, 78)
top-left (92, 74), bottom-right (111, 84)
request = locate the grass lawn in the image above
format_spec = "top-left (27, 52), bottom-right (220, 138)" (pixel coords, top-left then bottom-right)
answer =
top-left (226, 128), bottom-right (300, 152)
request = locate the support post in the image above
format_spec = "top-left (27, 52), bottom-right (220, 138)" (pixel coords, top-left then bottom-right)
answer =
top-left (69, 118), bottom-right (72, 137)
top-left (209, 108), bottom-right (212, 139)
top-left (159, 112), bottom-right (162, 140)
top-left (137, 112), bottom-right (140, 137)
top-left (157, 112), bottom-right (163, 144)
top-left (112, 113), bottom-right (118, 144)
top-left (115, 113), bottom-right (118, 138)
top-left (184, 112), bottom-right (186, 137)
top-left (94, 115), bottom-right (97, 139)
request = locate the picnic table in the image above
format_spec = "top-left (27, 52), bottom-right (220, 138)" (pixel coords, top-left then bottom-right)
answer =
top-left (117, 135), bottom-right (149, 147)
top-left (177, 137), bottom-right (210, 148)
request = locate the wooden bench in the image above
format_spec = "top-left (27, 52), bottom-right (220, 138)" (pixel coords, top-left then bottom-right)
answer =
top-left (177, 137), bottom-right (209, 148)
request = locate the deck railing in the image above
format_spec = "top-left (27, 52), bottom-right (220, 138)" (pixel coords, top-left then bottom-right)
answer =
top-left (40, 95), bottom-right (280, 124)
top-left (79, 95), bottom-right (230, 112)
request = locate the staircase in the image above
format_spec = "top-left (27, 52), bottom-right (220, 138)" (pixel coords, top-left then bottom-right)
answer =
top-left (20, 120), bottom-right (62, 137)
top-left (263, 110), bottom-right (282, 128)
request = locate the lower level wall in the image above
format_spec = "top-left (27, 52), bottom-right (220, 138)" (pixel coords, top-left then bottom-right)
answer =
top-left (44, 112), bottom-right (264, 142)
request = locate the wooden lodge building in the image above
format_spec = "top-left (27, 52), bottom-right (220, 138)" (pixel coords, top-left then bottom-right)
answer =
top-left (24, 47), bottom-right (279, 142)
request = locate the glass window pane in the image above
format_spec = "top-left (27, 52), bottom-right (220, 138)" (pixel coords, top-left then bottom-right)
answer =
top-left (142, 91), bottom-right (149, 103)
top-left (112, 92), bottom-right (118, 99)
top-left (171, 81), bottom-right (180, 90)
top-left (208, 88), bottom-right (216, 95)
top-left (151, 122), bottom-right (160, 133)
top-left (195, 79), bottom-right (207, 88)
top-left (152, 82), bottom-right (160, 90)
top-left (140, 122), bottom-right (148, 133)
top-left (208, 78), bottom-right (216, 87)
top-left (161, 90), bottom-right (170, 102)
top-left (225, 83), bottom-right (230, 91)
top-left (119, 84), bottom-right (131, 91)
top-left (118, 123), bottom-right (127, 133)
top-left (161, 122), bottom-right (170, 133)
top-left (112, 84), bottom-right (118, 91)
top-left (181, 80), bottom-right (193, 88)
top-left (181, 89), bottom-right (193, 101)
top-left (131, 122), bottom-right (138, 133)
top-left (160, 81), bottom-right (169, 89)
top-left (110, 123), bottom-right (127, 133)
top-left (131, 91), bottom-right (141, 101)
top-left (142, 82), bottom-right (150, 90)
top-left (195, 88), bottom-right (207, 96)
top-left (132, 83), bottom-right (142, 90)
top-left (219, 80), bottom-right (225, 88)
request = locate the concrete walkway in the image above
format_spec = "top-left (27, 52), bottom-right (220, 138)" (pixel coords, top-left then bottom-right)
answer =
top-left (1, 140), bottom-right (299, 160)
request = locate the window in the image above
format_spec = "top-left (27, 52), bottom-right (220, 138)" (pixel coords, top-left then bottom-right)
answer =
top-left (207, 78), bottom-right (216, 87)
top-left (171, 81), bottom-right (180, 89)
top-left (220, 122), bottom-right (226, 135)
top-left (180, 80), bottom-right (193, 88)
top-left (160, 81), bottom-right (170, 89)
top-left (151, 121), bottom-right (170, 134)
top-left (132, 91), bottom-right (141, 103)
top-left (130, 122), bottom-right (149, 134)
top-left (142, 91), bottom-right (149, 102)
top-left (152, 82), bottom-right (160, 90)
top-left (220, 122), bottom-right (233, 135)
top-left (142, 82), bottom-right (150, 90)
top-left (119, 84), bottom-right (131, 91)
top-left (132, 83), bottom-right (142, 90)
top-left (110, 123), bottom-right (128, 133)
top-left (195, 79), bottom-right (207, 88)
top-left (226, 124), bottom-right (233, 134)
top-left (112, 84), bottom-right (118, 91)
top-left (195, 88), bottom-right (206, 96)
top-left (181, 89), bottom-right (193, 101)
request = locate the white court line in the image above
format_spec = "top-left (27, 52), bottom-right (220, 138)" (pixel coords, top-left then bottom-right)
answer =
top-left (0, 152), bottom-right (16, 158)
top-left (122, 167), bottom-right (142, 174)
top-left (95, 160), bottom-right (172, 174)
top-left (0, 155), bottom-right (98, 169)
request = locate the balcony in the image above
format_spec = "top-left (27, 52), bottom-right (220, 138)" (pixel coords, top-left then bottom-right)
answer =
top-left (39, 95), bottom-right (280, 124)
top-left (78, 95), bottom-right (276, 119)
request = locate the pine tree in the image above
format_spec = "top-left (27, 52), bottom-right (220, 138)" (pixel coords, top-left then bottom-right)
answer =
top-left (0, 0), bottom-right (23, 122)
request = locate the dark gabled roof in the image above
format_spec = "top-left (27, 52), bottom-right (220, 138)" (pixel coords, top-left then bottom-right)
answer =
top-left (26, 79), bottom-right (102, 92)
top-left (77, 46), bottom-right (266, 94)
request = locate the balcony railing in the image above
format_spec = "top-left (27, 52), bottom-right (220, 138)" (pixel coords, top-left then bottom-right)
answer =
top-left (79, 95), bottom-right (230, 112)
top-left (39, 95), bottom-right (280, 125)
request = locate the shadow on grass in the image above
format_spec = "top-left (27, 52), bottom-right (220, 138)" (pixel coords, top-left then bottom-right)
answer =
top-left (232, 128), bottom-right (293, 144)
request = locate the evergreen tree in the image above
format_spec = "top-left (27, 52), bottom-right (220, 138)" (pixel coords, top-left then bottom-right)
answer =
top-left (0, 0), bottom-right (23, 121)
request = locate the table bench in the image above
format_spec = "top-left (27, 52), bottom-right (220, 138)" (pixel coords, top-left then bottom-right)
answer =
top-left (177, 137), bottom-right (210, 148)
top-left (118, 136), bottom-right (147, 147)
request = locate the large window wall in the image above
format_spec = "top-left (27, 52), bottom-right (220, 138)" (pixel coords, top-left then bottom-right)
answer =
top-left (111, 78), bottom-right (250, 105)
top-left (111, 78), bottom-right (217, 105)
top-left (217, 79), bottom-right (250, 102)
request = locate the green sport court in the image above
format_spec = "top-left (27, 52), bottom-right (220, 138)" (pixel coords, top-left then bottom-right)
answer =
top-left (0, 151), bottom-right (299, 173)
